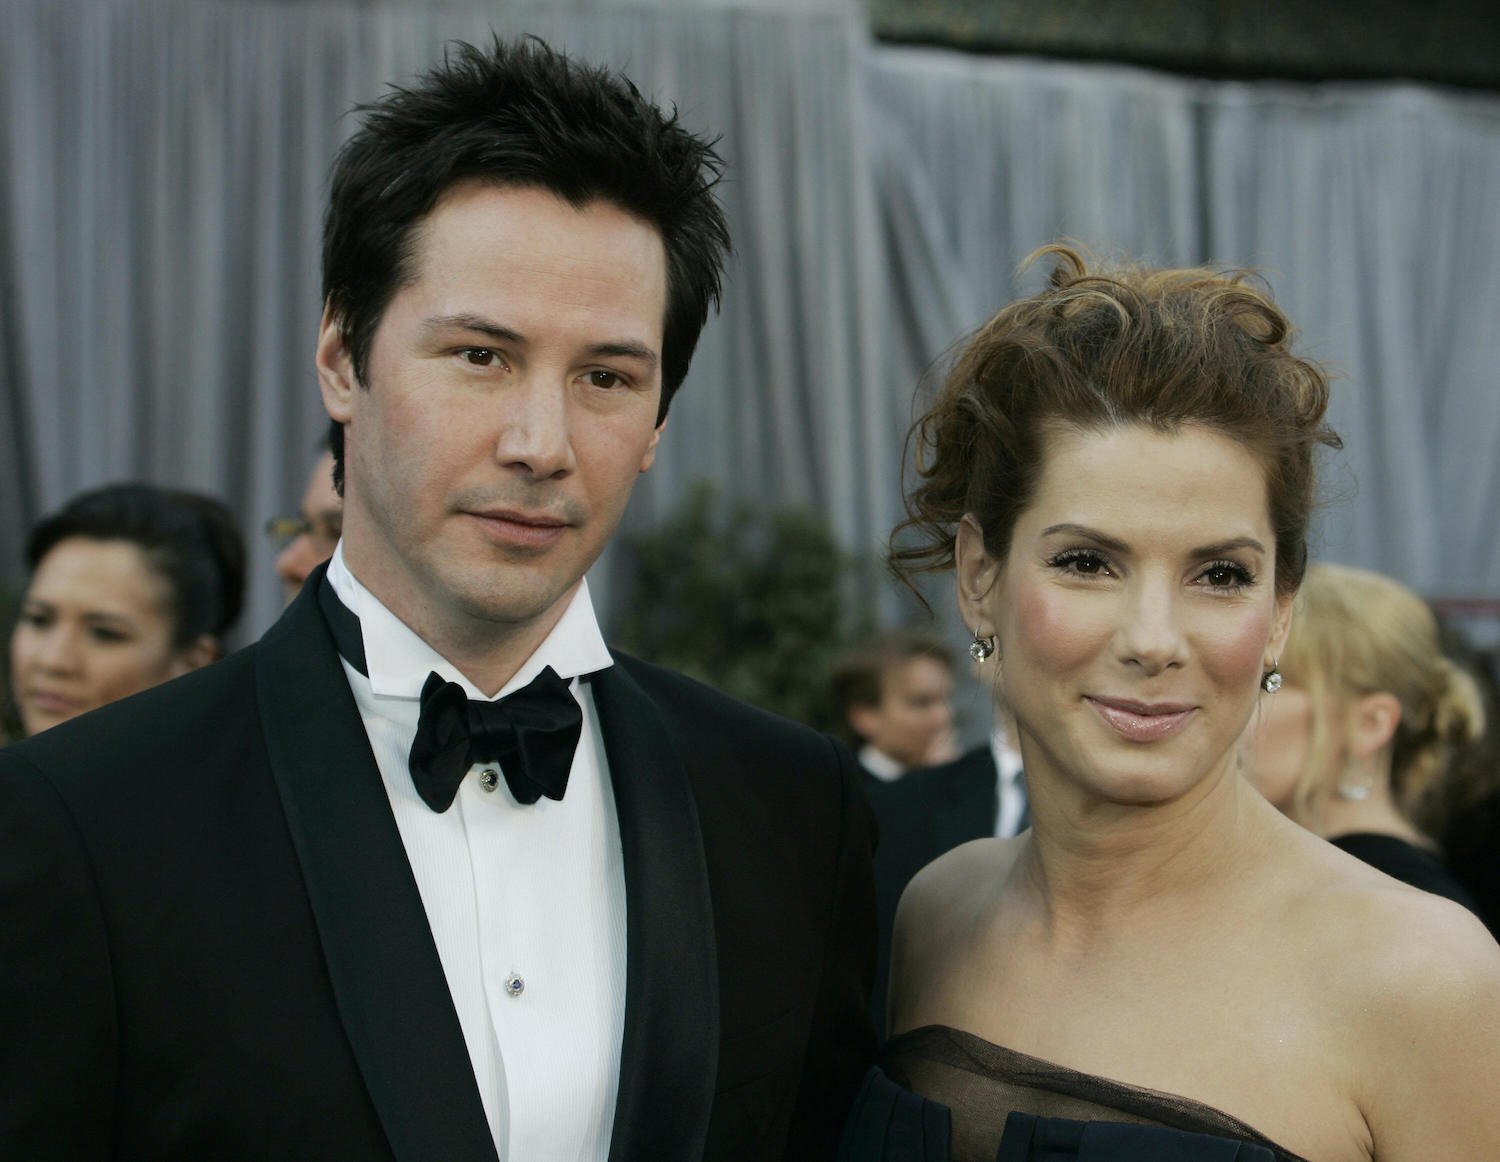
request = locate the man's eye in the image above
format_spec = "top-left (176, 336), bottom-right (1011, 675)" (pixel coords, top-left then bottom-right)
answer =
top-left (460, 348), bottom-right (497, 366)
top-left (586, 369), bottom-right (625, 389)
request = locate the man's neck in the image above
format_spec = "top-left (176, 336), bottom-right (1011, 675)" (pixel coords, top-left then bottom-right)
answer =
top-left (339, 552), bottom-right (578, 698)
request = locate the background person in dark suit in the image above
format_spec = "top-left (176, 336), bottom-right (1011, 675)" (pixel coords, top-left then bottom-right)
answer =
top-left (0, 38), bottom-right (875, 1161)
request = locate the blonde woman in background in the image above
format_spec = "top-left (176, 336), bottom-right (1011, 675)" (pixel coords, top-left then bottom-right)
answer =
top-left (1243, 562), bottom-right (1487, 914)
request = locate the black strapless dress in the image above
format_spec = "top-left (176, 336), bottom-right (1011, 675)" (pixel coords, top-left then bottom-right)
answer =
top-left (839, 1025), bottom-right (1312, 1162)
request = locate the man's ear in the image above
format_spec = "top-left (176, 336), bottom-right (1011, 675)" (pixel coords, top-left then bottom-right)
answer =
top-left (956, 514), bottom-right (1002, 636)
top-left (639, 416), bottom-right (666, 474)
top-left (1347, 691), bottom-right (1402, 759)
top-left (315, 305), bottom-right (358, 425)
top-left (847, 702), bottom-right (882, 746)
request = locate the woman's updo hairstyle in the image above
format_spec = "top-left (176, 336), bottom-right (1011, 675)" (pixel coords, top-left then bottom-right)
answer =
top-left (892, 245), bottom-right (1342, 598)
top-left (25, 483), bottom-right (246, 654)
top-left (1278, 563), bottom-right (1487, 818)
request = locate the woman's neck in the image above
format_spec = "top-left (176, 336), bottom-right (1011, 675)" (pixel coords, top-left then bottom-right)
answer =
top-left (1015, 767), bottom-right (1276, 938)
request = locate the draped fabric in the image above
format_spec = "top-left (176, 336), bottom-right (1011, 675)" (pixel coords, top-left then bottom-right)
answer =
top-left (3, 0), bottom-right (1498, 647)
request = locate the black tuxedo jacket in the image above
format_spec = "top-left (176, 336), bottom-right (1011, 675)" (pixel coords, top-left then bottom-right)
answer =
top-left (0, 574), bottom-right (876, 1160)
top-left (862, 745), bottom-right (998, 1036)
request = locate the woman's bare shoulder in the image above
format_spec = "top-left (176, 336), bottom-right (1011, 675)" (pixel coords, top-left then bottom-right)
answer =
top-left (901, 836), bottom-right (1021, 925)
top-left (1277, 843), bottom-right (1500, 1157)
top-left (888, 837), bottom-right (1023, 1032)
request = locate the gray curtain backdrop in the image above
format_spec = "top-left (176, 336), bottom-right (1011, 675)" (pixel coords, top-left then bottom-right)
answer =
top-left (3, 0), bottom-right (1498, 655)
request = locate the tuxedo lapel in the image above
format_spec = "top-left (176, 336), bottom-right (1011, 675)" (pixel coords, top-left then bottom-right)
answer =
top-left (255, 571), bottom-right (498, 1162)
top-left (590, 661), bottom-right (719, 1162)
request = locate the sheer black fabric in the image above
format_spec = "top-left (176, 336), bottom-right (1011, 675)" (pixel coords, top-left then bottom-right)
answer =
top-left (878, 1026), bottom-right (1311, 1162)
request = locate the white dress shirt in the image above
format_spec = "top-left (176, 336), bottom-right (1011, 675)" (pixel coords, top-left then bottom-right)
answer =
top-left (326, 547), bottom-right (626, 1161)
top-left (991, 727), bottom-right (1028, 838)
top-left (858, 744), bottom-right (907, 782)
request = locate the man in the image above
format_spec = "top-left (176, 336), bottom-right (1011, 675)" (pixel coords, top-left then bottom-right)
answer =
top-left (0, 38), bottom-right (875, 1160)
top-left (828, 628), bottom-right (957, 783)
top-left (268, 445), bottom-right (342, 601)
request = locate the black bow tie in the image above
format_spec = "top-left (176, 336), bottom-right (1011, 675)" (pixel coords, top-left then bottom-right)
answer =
top-left (409, 668), bottom-right (582, 812)
top-left (316, 575), bottom-right (582, 812)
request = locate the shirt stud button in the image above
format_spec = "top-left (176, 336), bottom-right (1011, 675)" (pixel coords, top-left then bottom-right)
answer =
top-left (505, 974), bottom-right (525, 997)
top-left (479, 769), bottom-right (499, 792)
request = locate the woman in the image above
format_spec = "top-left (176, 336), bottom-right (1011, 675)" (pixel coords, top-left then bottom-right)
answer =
top-left (8, 483), bottom-right (245, 737)
top-left (864, 248), bottom-right (1500, 1160)
top-left (1243, 562), bottom-right (1486, 912)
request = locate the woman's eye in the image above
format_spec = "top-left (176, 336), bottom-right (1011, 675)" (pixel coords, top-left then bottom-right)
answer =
top-left (19, 609), bottom-right (51, 629)
top-left (1050, 550), bottom-right (1111, 577)
top-left (1201, 561), bottom-right (1253, 589)
top-left (90, 627), bottom-right (129, 644)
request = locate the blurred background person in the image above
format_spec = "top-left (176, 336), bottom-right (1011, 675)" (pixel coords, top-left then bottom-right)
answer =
top-left (266, 446), bottom-right (341, 603)
top-left (1243, 562), bottom-right (1487, 914)
top-left (829, 628), bottom-right (958, 782)
top-left (8, 483), bottom-right (245, 738)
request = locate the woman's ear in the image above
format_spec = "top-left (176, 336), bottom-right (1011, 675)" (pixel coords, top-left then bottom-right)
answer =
top-left (1266, 589), bottom-right (1296, 672)
top-left (1346, 691), bottom-right (1402, 759)
top-left (955, 514), bottom-right (1003, 635)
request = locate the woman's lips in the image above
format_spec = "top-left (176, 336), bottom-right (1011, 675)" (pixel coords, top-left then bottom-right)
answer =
top-left (1085, 696), bottom-right (1196, 743)
top-left (24, 689), bottom-right (79, 717)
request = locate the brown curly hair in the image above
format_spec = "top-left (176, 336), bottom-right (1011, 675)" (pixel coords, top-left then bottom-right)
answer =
top-left (891, 245), bottom-right (1342, 599)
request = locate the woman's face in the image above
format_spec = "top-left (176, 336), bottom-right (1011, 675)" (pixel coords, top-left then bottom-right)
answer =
top-left (9, 537), bottom-right (195, 736)
top-left (1242, 680), bottom-right (1318, 810)
top-left (961, 423), bottom-right (1291, 810)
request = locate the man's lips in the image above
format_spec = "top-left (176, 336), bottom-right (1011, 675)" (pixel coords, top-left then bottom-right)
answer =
top-left (1085, 695), bottom-right (1197, 743)
top-left (467, 508), bottom-right (570, 548)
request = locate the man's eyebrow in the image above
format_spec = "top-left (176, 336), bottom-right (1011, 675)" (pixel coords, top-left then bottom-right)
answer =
top-left (421, 314), bottom-right (523, 344)
top-left (422, 315), bottom-right (659, 368)
top-left (586, 341), bottom-right (658, 368)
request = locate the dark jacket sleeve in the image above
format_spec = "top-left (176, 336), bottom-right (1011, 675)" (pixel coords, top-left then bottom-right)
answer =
top-left (783, 737), bottom-right (880, 1159)
top-left (0, 752), bottom-right (117, 1158)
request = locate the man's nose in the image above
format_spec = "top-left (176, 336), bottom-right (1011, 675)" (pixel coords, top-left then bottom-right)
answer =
top-left (493, 380), bottom-right (574, 480)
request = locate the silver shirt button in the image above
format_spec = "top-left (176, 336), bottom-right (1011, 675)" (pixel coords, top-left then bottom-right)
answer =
top-left (504, 974), bottom-right (525, 997)
top-left (479, 769), bottom-right (500, 792)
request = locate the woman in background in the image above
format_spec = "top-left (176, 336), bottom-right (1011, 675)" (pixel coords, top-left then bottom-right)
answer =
top-left (8, 483), bottom-right (244, 737)
top-left (856, 246), bottom-right (1500, 1161)
top-left (1243, 562), bottom-right (1486, 912)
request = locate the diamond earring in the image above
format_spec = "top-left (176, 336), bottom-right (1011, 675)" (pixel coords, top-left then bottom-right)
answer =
top-left (1261, 668), bottom-right (1283, 693)
top-left (969, 628), bottom-right (996, 663)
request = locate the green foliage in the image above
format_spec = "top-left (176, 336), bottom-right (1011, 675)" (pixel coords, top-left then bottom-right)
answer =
top-left (614, 482), bottom-right (866, 731)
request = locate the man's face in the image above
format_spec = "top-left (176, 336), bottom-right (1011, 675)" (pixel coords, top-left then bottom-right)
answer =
top-left (853, 655), bottom-right (956, 769)
top-left (317, 182), bottom-right (667, 659)
top-left (274, 450), bottom-right (342, 602)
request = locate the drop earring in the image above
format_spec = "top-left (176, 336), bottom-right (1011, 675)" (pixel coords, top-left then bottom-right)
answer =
top-left (1261, 667), bottom-right (1283, 693)
top-left (969, 628), bottom-right (996, 663)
